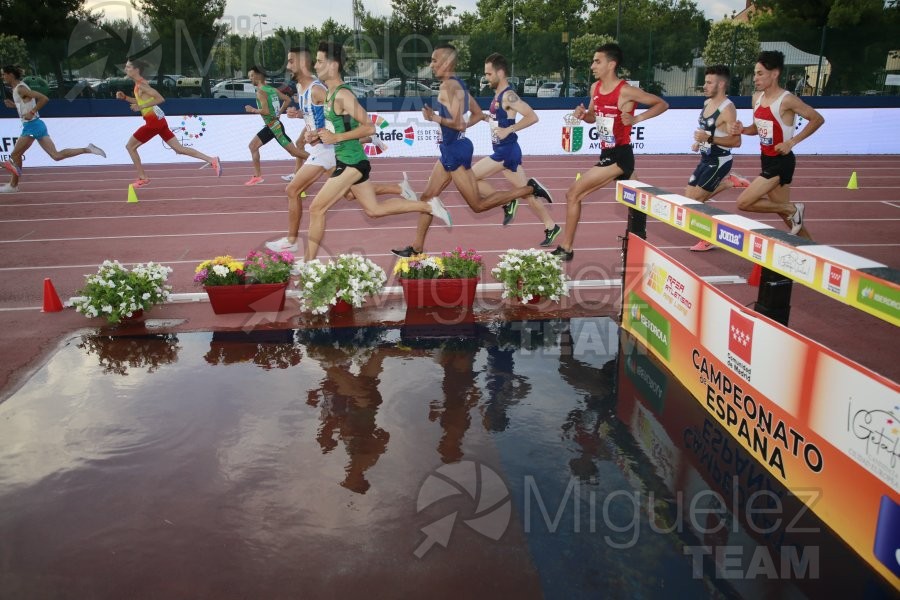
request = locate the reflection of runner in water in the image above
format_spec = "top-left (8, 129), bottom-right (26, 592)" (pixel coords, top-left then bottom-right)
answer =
top-left (117, 58), bottom-right (221, 188)
top-left (430, 344), bottom-right (481, 464)
top-left (306, 336), bottom-right (408, 494)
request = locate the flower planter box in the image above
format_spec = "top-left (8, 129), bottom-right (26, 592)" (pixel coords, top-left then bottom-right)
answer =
top-left (400, 277), bottom-right (479, 308)
top-left (204, 283), bottom-right (288, 314)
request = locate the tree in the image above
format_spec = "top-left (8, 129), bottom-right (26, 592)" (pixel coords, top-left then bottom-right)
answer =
top-left (702, 20), bottom-right (760, 74)
top-left (132, 0), bottom-right (226, 92)
top-left (0, 34), bottom-right (30, 69)
top-left (751, 0), bottom-right (900, 93)
top-left (389, 0), bottom-right (455, 87)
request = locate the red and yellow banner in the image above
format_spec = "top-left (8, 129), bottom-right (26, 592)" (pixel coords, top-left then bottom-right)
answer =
top-left (622, 234), bottom-right (900, 587)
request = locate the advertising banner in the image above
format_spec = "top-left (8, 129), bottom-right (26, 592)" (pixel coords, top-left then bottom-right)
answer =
top-left (622, 234), bottom-right (900, 586)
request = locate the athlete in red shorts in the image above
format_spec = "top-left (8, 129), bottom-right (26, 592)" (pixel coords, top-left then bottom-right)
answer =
top-left (117, 58), bottom-right (222, 187)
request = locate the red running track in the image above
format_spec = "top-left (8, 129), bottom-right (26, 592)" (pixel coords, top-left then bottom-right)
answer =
top-left (0, 153), bottom-right (898, 395)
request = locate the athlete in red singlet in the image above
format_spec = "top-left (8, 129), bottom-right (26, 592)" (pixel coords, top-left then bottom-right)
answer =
top-left (729, 50), bottom-right (824, 239)
top-left (552, 43), bottom-right (668, 262)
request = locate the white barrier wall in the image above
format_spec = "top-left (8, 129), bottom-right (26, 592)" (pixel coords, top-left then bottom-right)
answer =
top-left (2, 108), bottom-right (898, 167)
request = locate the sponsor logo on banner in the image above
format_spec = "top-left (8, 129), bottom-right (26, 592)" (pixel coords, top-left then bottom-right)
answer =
top-left (772, 245), bottom-right (816, 283)
top-left (650, 197), bottom-right (671, 222)
top-left (857, 278), bottom-right (900, 322)
top-left (638, 192), bottom-right (650, 211)
top-left (716, 224), bottom-right (744, 251)
top-left (727, 310), bottom-right (754, 381)
top-left (561, 113), bottom-right (583, 152)
top-left (689, 214), bottom-right (713, 239)
top-left (627, 292), bottom-right (670, 360)
top-left (624, 349), bottom-right (667, 413)
top-left (822, 263), bottom-right (849, 297)
top-left (621, 188), bottom-right (637, 205)
top-left (366, 114), bottom-right (418, 156)
top-left (169, 115), bottom-right (207, 147)
top-left (749, 234), bottom-right (768, 262)
top-left (873, 496), bottom-right (900, 578)
top-left (674, 206), bottom-right (686, 228)
top-left (845, 399), bottom-right (900, 490)
top-left (640, 250), bottom-right (700, 331)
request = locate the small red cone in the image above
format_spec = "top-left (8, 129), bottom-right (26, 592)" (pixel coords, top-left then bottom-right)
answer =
top-left (42, 277), bottom-right (64, 312)
top-left (748, 264), bottom-right (762, 287)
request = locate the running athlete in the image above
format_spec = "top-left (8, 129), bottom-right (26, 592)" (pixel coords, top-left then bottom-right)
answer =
top-left (117, 58), bottom-right (221, 187)
top-left (729, 50), bottom-right (824, 239)
top-left (391, 44), bottom-right (552, 258)
top-left (1, 65), bottom-right (106, 193)
top-left (303, 42), bottom-right (452, 261)
top-left (243, 65), bottom-right (308, 186)
top-left (552, 43), bottom-right (668, 261)
top-left (685, 65), bottom-right (748, 252)
top-left (474, 53), bottom-right (560, 247)
top-left (265, 47), bottom-right (423, 254)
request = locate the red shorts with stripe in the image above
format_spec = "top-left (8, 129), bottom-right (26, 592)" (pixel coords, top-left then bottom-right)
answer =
top-left (133, 115), bottom-right (175, 144)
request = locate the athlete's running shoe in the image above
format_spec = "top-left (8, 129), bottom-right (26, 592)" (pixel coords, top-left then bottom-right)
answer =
top-left (789, 203), bottom-right (805, 235)
top-left (281, 174), bottom-right (295, 182)
top-left (2, 161), bottom-right (21, 177)
top-left (728, 173), bottom-right (750, 188)
top-left (265, 237), bottom-right (299, 253)
top-left (87, 143), bottom-right (106, 158)
top-left (399, 172), bottom-right (419, 201)
top-left (212, 157), bottom-right (223, 177)
top-left (428, 197), bottom-right (452, 227)
top-left (132, 178), bottom-right (150, 188)
top-left (527, 177), bottom-right (553, 203)
top-left (539, 224), bottom-right (561, 247)
top-left (245, 175), bottom-right (265, 186)
top-left (551, 245), bottom-right (574, 262)
top-left (689, 240), bottom-right (715, 252)
top-left (502, 199), bottom-right (518, 226)
top-left (0, 183), bottom-right (18, 193)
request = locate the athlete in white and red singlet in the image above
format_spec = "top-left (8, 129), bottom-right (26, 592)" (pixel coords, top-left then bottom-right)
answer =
top-left (730, 50), bottom-right (824, 239)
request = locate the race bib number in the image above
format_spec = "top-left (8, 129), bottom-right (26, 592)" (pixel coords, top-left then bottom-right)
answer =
top-left (597, 115), bottom-right (616, 146)
top-left (755, 117), bottom-right (774, 146)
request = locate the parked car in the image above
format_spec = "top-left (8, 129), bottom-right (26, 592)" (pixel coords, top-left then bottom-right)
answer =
top-left (346, 81), bottom-right (373, 98)
top-left (373, 80), bottom-right (433, 97)
top-left (346, 77), bottom-right (375, 94)
top-left (536, 81), bottom-right (582, 98)
top-left (211, 79), bottom-right (256, 98)
top-left (429, 79), bottom-right (442, 91)
top-left (523, 77), bottom-right (543, 96)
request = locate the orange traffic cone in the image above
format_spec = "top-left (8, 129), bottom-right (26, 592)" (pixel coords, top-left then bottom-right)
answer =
top-left (42, 277), bottom-right (64, 312)
top-left (748, 264), bottom-right (762, 287)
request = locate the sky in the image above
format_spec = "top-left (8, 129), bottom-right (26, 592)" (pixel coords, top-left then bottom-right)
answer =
top-left (85, 0), bottom-right (748, 36)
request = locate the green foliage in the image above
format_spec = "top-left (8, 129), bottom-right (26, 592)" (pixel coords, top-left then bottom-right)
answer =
top-left (702, 20), bottom-right (760, 71)
top-left (491, 248), bottom-right (570, 303)
top-left (74, 261), bottom-right (172, 324)
top-left (296, 255), bottom-right (387, 315)
top-left (0, 34), bottom-right (29, 68)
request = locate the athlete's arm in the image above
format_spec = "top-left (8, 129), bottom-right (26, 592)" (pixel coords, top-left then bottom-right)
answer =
top-left (732, 93), bottom-right (759, 136)
top-left (710, 102), bottom-right (741, 148)
top-left (318, 88), bottom-right (375, 144)
top-left (439, 79), bottom-right (467, 132)
top-left (466, 93), bottom-right (486, 127)
top-left (276, 89), bottom-right (293, 115)
top-left (16, 86), bottom-right (48, 115)
top-left (135, 82), bottom-right (165, 109)
top-left (619, 84), bottom-right (668, 126)
top-left (775, 94), bottom-right (824, 155)
top-left (247, 88), bottom-right (269, 115)
top-left (502, 91), bottom-right (538, 135)
top-left (574, 82), bottom-right (598, 123)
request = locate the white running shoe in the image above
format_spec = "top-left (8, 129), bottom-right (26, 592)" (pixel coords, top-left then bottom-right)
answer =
top-left (0, 183), bottom-right (18, 193)
top-left (281, 174), bottom-right (294, 182)
top-left (399, 171), bottom-right (418, 201)
top-left (428, 197), bottom-right (452, 228)
top-left (265, 237), bottom-right (299, 253)
top-left (789, 202), bottom-right (805, 235)
top-left (87, 143), bottom-right (106, 158)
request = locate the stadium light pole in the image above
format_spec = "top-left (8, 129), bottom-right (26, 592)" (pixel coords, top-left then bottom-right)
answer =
top-left (253, 13), bottom-right (268, 66)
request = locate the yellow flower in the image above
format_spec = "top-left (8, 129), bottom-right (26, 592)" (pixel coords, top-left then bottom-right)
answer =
top-left (227, 261), bottom-right (244, 272)
top-left (195, 260), bottom-right (211, 273)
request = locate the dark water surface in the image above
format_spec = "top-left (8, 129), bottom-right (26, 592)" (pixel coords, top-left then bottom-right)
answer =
top-left (0, 319), bottom-right (893, 599)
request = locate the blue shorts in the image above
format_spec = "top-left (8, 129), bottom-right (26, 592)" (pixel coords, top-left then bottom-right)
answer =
top-left (21, 118), bottom-right (49, 139)
top-left (490, 142), bottom-right (522, 172)
top-left (439, 137), bottom-right (473, 172)
top-left (688, 152), bottom-right (733, 192)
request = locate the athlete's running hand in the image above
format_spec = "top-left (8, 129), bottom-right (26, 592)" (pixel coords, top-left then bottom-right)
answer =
top-left (693, 129), bottom-right (712, 143)
top-left (318, 129), bottom-right (338, 145)
top-left (115, 91), bottom-right (126, 101)
top-left (573, 103), bottom-right (587, 120)
top-left (422, 104), bottom-right (436, 123)
top-left (620, 112), bottom-right (638, 126)
top-left (691, 142), bottom-right (700, 153)
top-left (774, 140), bottom-right (794, 155)
top-left (3, 99), bottom-right (14, 109)
top-left (129, 103), bottom-right (141, 112)
top-left (304, 129), bottom-right (320, 144)
top-left (496, 127), bottom-right (513, 141)
top-left (286, 106), bottom-right (300, 119)
top-left (243, 105), bottom-right (256, 114)
top-left (729, 121), bottom-right (743, 135)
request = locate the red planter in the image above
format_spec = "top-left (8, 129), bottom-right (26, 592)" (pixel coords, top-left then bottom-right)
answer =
top-left (400, 277), bottom-right (479, 308)
top-left (330, 298), bottom-right (353, 314)
top-left (204, 283), bottom-right (288, 314)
